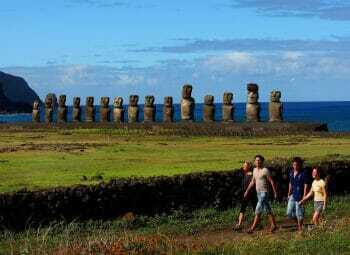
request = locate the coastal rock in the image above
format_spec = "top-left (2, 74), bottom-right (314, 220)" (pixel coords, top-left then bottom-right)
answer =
top-left (0, 71), bottom-right (41, 113)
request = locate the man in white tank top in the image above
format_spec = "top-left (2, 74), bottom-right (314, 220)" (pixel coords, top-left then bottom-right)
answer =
top-left (244, 155), bottom-right (278, 233)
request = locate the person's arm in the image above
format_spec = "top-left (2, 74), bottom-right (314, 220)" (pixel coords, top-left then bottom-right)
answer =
top-left (322, 185), bottom-right (327, 211)
top-left (299, 189), bottom-right (313, 204)
top-left (288, 182), bottom-right (292, 198)
top-left (244, 178), bottom-right (255, 198)
top-left (303, 184), bottom-right (308, 197)
top-left (267, 175), bottom-right (277, 199)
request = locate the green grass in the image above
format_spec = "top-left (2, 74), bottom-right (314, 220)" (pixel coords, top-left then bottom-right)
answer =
top-left (1, 196), bottom-right (350, 254)
top-left (1, 129), bottom-right (350, 192)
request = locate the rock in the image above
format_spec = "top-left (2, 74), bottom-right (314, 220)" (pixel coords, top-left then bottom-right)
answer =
top-left (0, 82), bottom-right (34, 114)
top-left (121, 212), bottom-right (136, 221)
top-left (0, 71), bottom-right (41, 113)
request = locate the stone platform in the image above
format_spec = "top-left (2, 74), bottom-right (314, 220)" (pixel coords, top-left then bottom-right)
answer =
top-left (0, 122), bottom-right (328, 136)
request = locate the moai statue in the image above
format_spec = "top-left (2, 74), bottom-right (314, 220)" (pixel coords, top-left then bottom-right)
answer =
top-left (203, 95), bottom-right (215, 122)
top-left (57, 95), bottom-right (68, 123)
top-left (144, 95), bottom-right (156, 122)
top-left (128, 95), bottom-right (139, 123)
top-left (113, 97), bottom-right (124, 123)
top-left (180, 84), bottom-right (195, 121)
top-left (85, 97), bottom-right (95, 122)
top-left (72, 97), bottom-right (82, 122)
top-left (100, 97), bottom-right (111, 122)
top-left (222, 92), bottom-right (234, 122)
top-left (163, 96), bottom-right (174, 122)
top-left (45, 94), bottom-right (54, 123)
top-left (246, 83), bottom-right (260, 122)
top-left (269, 90), bottom-right (283, 122)
top-left (32, 100), bottom-right (40, 123)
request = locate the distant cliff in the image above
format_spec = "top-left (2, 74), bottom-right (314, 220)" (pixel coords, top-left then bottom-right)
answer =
top-left (0, 71), bottom-right (41, 114)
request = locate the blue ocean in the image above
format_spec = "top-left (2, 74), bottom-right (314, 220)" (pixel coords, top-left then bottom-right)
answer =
top-left (1, 101), bottom-right (350, 132)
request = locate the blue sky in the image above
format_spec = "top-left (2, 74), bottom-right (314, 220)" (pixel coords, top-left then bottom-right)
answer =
top-left (1, 0), bottom-right (350, 102)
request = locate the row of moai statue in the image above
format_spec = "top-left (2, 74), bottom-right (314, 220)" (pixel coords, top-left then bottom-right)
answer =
top-left (32, 84), bottom-right (283, 123)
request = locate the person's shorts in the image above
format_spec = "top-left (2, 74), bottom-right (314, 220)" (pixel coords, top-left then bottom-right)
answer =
top-left (255, 192), bottom-right (272, 215)
top-left (314, 201), bottom-right (324, 213)
top-left (286, 196), bottom-right (304, 220)
top-left (240, 194), bottom-right (257, 214)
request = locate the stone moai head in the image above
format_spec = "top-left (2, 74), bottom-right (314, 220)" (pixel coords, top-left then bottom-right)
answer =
top-left (204, 95), bottom-right (214, 105)
top-left (182, 84), bottom-right (193, 99)
top-left (33, 100), bottom-right (40, 110)
top-left (145, 96), bottom-right (155, 107)
top-left (100, 97), bottom-right (110, 108)
top-left (129, 95), bottom-right (139, 106)
top-left (270, 90), bottom-right (281, 103)
top-left (114, 97), bottom-right (123, 108)
top-left (163, 96), bottom-right (174, 122)
top-left (86, 97), bottom-right (94, 107)
top-left (73, 97), bottom-right (80, 108)
top-left (32, 100), bottom-right (41, 123)
top-left (45, 94), bottom-right (53, 108)
top-left (164, 96), bottom-right (173, 107)
top-left (59, 95), bottom-right (66, 107)
top-left (247, 83), bottom-right (259, 104)
top-left (223, 92), bottom-right (233, 105)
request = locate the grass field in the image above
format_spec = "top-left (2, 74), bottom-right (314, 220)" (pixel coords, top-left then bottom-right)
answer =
top-left (1, 129), bottom-right (350, 192)
top-left (1, 196), bottom-right (350, 254)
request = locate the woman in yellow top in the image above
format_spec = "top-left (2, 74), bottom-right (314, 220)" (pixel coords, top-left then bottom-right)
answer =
top-left (299, 167), bottom-right (327, 225)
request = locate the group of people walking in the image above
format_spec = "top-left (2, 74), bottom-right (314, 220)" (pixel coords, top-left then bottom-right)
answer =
top-left (234, 155), bottom-right (327, 233)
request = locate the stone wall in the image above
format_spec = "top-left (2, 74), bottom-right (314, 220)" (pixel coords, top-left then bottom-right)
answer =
top-left (0, 159), bottom-right (349, 229)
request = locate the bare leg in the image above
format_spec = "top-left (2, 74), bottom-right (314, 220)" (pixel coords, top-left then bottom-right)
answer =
top-left (235, 212), bottom-right (244, 228)
top-left (247, 214), bottom-right (261, 233)
top-left (268, 214), bottom-right (277, 232)
top-left (312, 212), bottom-right (320, 225)
top-left (297, 219), bottom-right (303, 232)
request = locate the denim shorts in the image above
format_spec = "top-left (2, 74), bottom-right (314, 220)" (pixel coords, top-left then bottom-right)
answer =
top-left (314, 201), bottom-right (324, 213)
top-left (255, 192), bottom-right (272, 215)
top-left (286, 196), bottom-right (304, 220)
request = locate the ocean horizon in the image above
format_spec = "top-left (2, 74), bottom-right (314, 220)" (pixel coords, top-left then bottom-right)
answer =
top-left (1, 101), bottom-right (349, 132)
